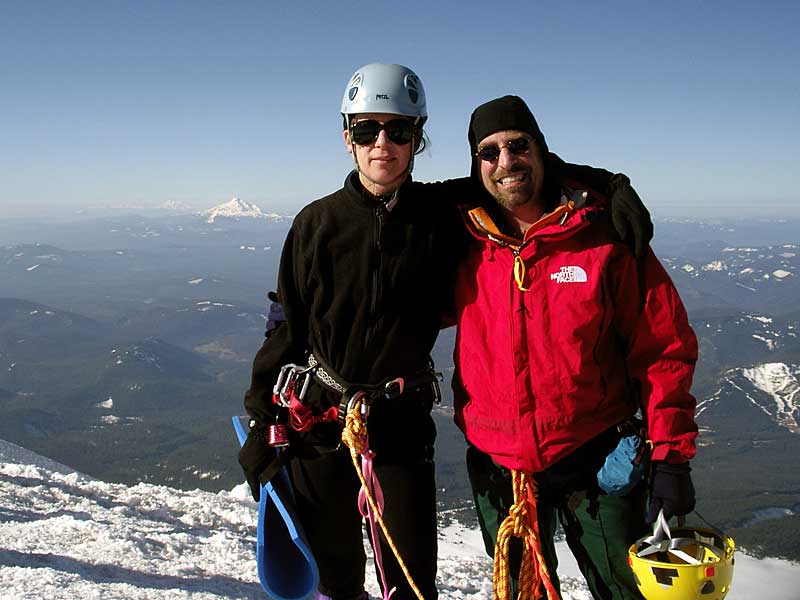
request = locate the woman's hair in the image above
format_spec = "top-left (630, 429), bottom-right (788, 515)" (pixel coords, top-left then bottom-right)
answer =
top-left (414, 127), bottom-right (430, 155)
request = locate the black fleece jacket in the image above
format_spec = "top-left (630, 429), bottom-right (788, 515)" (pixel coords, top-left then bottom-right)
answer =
top-left (244, 172), bottom-right (469, 426)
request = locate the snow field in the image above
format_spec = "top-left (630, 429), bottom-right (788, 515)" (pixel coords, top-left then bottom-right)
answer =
top-left (2, 441), bottom-right (799, 599)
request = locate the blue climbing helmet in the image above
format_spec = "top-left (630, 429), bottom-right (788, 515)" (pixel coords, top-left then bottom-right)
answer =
top-left (340, 63), bottom-right (427, 123)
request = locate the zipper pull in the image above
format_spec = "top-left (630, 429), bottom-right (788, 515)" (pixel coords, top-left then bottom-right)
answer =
top-left (375, 205), bottom-right (385, 251)
top-left (513, 252), bottom-right (531, 292)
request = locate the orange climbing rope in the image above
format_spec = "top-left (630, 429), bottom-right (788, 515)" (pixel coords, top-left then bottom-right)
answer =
top-left (493, 470), bottom-right (561, 600)
top-left (340, 393), bottom-right (425, 600)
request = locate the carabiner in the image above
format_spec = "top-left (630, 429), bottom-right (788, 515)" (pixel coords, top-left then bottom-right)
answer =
top-left (274, 363), bottom-right (301, 407)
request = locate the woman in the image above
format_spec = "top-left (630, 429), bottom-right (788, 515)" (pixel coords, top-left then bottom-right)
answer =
top-left (240, 63), bottom-right (459, 600)
top-left (238, 64), bottom-right (651, 600)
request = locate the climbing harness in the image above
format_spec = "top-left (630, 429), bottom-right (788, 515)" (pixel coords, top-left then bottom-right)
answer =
top-left (262, 353), bottom-right (441, 600)
top-left (261, 352), bottom-right (441, 454)
top-left (494, 470), bottom-right (560, 600)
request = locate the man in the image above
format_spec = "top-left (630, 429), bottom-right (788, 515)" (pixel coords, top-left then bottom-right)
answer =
top-left (452, 96), bottom-right (698, 599)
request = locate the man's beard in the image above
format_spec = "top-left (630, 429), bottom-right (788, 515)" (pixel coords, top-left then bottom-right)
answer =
top-left (490, 165), bottom-right (537, 210)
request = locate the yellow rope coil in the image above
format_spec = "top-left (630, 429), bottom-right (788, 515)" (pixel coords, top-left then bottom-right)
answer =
top-left (493, 470), bottom-right (560, 600)
top-left (341, 397), bottom-right (425, 600)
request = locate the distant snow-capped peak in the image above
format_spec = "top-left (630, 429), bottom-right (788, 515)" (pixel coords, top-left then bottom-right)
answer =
top-left (159, 199), bottom-right (194, 213)
top-left (200, 197), bottom-right (284, 223)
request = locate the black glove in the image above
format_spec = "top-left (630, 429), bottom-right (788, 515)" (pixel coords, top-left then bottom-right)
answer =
top-left (238, 423), bottom-right (274, 502)
top-left (646, 461), bottom-right (696, 524)
top-left (607, 173), bottom-right (653, 259)
top-left (265, 291), bottom-right (285, 339)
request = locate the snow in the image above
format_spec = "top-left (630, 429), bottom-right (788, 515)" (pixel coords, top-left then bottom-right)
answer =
top-left (702, 260), bottom-right (727, 271)
top-left (742, 363), bottom-right (800, 432)
top-left (751, 333), bottom-right (777, 350)
top-left (200, 198), bottom-right (288, 224)
top-left (195, 301), bottom-right (236, 311)
top-left (742, 507), bottom-right (798, 527)
top-left (204, 198), bottom-right (264, 220)
top-left (160, 200), bottom-right (194, 213)
top-left (749, 315), bottom-right (774, 324)
top-left (743, 363), bottom-right (799, 406)
top-left (201, 198), bottom-right (275, 224)
top-left (2, 439), bottom-right (800, 599)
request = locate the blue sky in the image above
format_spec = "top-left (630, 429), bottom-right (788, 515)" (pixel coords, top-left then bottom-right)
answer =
top-left (1, 1), bottom-right (798, 218)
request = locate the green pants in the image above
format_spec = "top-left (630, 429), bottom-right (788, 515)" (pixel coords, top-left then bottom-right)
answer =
top-left (466, 445), bottom-right (647, 600)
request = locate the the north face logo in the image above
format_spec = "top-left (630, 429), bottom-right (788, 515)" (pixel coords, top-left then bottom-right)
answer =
top-left (550, 265), bottom-right (588, 283)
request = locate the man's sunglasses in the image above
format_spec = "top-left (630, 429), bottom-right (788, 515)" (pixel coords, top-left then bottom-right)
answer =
top-left (475, 137), bottom-right (531, 162)
top-left (350, 119), bottom-right (416, 146)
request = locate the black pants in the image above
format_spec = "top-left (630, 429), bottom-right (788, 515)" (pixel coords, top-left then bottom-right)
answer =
top-left (288, 399), bottom-right (438, 600)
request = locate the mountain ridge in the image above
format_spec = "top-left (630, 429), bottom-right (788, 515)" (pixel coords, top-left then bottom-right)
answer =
top-left (199, 197), bottom-right (290, 224)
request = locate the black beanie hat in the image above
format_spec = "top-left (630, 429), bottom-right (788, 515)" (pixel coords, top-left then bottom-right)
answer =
top-left (468, 95), bottom-right (561, 208)
top-left (468, 95), bottom-right (548, 157)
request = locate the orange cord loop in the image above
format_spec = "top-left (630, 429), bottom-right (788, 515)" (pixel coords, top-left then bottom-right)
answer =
top-left (493, 470), bottom-right (560, 600)
top-left (341, 396), bottom-right (425, 600)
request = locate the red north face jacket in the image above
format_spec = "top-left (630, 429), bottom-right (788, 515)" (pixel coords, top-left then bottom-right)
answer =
top-left (452, 195), bottom-right (698, 474)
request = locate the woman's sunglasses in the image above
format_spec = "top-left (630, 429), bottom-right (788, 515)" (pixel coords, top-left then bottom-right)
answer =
top-left (475, 137), bottom-right (531, 162)
top-left (350, 119), bottom-right (415, 146)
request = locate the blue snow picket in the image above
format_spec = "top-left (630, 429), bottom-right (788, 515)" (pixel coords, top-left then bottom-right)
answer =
top-left (232, 416), bottom-right (319, 600)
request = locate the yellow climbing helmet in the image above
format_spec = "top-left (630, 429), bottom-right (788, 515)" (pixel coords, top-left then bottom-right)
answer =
top-left (627, 511), bottom-right (735, 600)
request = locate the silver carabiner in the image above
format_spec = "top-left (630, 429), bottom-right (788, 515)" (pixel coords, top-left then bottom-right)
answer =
top-left (428, 370), bottom-right (443, 405)
top-left (273, 363), bottom-right (297, 401)
top-left (278, 363), bottom-right (302, 407)
top-left (346, 390), bottom-right (369, 417)
top-left (296, 369), bottom-right (312, 401)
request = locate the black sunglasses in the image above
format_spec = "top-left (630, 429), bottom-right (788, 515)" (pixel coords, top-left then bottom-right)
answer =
top-left (350, 119), bottom-right (415, 146)
top-left (475, 137), bottom-right (531, 162)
